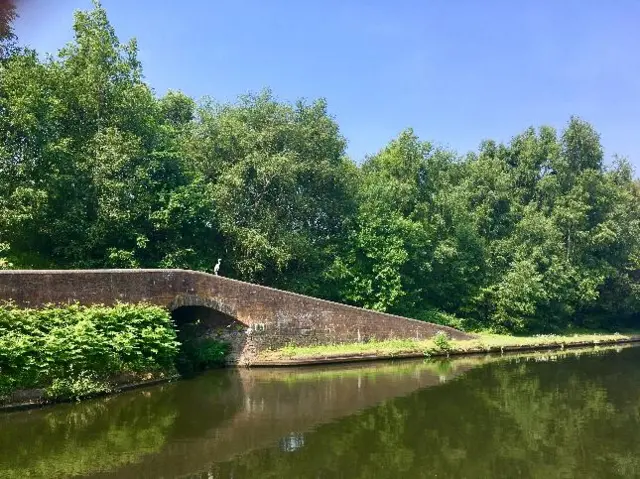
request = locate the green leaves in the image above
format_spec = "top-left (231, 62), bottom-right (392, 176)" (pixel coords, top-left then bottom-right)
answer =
top-left (1, 1), bottom-right (639, 335)
top-left (0, 242), bottom-right (11, 269)
top-left (188, 90), bottom-right (356, 287)
top-left (0, 1), bottom-right (17, 59)
top-left (0, 303), bottom-right (178, 399)
top-left (331, 117), bottom-right (640, 333)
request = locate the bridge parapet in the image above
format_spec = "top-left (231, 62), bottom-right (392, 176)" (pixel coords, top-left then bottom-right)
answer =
top-left (0, 269), bottom-right (474, 364)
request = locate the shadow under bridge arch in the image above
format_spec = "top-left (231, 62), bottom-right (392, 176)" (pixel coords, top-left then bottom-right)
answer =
top-left (168, 295), bottom-right (247, 368)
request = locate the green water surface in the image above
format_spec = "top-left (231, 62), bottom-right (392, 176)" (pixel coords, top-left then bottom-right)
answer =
top-left (1, 346), bottom-right (639, 478)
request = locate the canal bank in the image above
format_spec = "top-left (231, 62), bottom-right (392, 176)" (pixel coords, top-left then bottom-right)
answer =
top-left (2, 327), bottom-right (640, 411)
top-left (252, 332), bottom-right (640, 366)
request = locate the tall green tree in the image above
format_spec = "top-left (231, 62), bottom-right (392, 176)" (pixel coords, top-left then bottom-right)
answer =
top-left (0, 1), bottom-right (188, 268)
top-left (187, 91), bottom-right (357, 290)
top-left (330, 130), bottom-right (484, 318)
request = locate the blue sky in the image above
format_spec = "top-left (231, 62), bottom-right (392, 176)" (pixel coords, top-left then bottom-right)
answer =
top-left (14, 0), bottom-right (640, 168)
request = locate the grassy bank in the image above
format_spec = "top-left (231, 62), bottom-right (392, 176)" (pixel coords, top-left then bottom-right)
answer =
top-left (255, 331), bottom-right (640, 365)
top-left (0, 302), bottom-right (181, 406)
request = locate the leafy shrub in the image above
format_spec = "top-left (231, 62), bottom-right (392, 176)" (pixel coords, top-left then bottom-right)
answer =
top-left (193, 338), bottom-right (229, 366)
top-left (416, 309), bottom-right (468, 331)
top-left (433, 331), bottom-right (452, 352)
top-left (46, 372), bottom-right (111, 401)
top-left (0, 302), bottom-right (179, 399)
top-left (0, 242), bottom-right (12, 270)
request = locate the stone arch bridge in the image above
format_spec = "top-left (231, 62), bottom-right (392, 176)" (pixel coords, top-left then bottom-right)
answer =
top-left (0, 269), bottom-right (472, 364)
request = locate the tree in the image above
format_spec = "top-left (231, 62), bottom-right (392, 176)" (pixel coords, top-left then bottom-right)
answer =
top-left (0, 1), bottom-right (190, 268)
top-left (188, 90), bottom-right (357, 290)
top-left (330, 130), bottom-right (484, 318)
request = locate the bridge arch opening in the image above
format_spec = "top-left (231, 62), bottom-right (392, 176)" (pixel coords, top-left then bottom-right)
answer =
top-left (171, 305), bottom-right (239, 331)
top-left (170, 305), bottom-right (246, 374)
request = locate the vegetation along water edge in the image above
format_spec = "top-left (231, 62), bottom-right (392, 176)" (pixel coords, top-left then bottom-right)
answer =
top-left (2, 297), bottom-right (638, 409)
top-left (0, 302), bottom-right (228, 410)
top-left (254, 332), bottom-right (640, 366)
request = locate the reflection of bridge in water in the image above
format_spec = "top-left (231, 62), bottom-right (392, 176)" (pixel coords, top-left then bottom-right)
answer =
top-left (89, 357), bottom-right (489, 478)
top-left (2, 347), bottom-right (626, 479)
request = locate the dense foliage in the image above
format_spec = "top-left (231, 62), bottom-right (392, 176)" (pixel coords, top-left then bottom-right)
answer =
top-left (1, 2), bottom-right (639, 332)
top-left (0, 303), bottom-right (178, 399)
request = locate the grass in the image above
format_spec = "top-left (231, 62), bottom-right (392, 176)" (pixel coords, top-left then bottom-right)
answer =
top-left (256, 331), bottom-right (640, 363)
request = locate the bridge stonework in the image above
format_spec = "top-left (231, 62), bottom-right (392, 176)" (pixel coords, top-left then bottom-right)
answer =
top-left (0, 269), bottom-right (473, 364)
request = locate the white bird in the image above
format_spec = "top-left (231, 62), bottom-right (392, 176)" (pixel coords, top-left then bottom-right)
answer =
top-left (213, 258), bottom-right (221, 276)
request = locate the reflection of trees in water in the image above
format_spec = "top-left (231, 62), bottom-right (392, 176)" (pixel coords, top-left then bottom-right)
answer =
top-left (212, 348), bottom-right (640, 479)
top-left (89, 357), bottom-right (472, 478)
top-left (165, 370), bottom-right (243, 439)
top-left (0, 388), bottom-right (179, 479)
top-left (0, 370), bottom-right (245, 479)
top-left (2, 348), bottom-right (639, 479)
top-left (473, 352), bottom-right (640, 478)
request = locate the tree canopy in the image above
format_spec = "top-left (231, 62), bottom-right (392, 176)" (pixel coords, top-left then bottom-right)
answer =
top-left (1, 2), bottom-right (639, 333)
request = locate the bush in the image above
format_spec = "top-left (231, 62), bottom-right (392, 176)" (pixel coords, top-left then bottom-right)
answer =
top-left (0, 302), bottom-right (180, 399)
top-left (46, 372), bottom-right (112, 401)
top-left (415, 309), bottom-right (469, 331)
top-left (433, 331), bottom-right (452, 352)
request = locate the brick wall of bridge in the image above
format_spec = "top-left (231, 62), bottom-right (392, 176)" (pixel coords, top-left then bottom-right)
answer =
top-left (0, 269), bottom-right (474, 363)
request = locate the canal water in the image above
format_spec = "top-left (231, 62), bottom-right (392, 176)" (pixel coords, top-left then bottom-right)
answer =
top-left (1, 345), bottom-right (639, 478)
